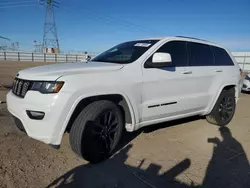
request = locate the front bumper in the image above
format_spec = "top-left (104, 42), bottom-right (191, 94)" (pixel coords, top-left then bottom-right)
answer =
top-left (7, 90), bottom-right (72, 145)
top-left (12, 115), bottom-right (26, 133)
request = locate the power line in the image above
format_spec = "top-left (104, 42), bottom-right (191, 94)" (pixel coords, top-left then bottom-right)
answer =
top-left (0, 3), bottom-right (37, 9)
top-left (0, 1), bottom-right (36, 6)
top-left (59, 4), bottom-right (158, 36)
top-left (68, 4), bottom-right (155, 35)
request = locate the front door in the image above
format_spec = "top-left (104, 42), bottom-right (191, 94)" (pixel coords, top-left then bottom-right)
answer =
top-left (141, 40), bottom-right (192, 122)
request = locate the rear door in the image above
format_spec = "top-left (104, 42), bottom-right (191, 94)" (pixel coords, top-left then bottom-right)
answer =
top-left (185, 42), bottom-right (217, 111)
top-left (211, 46), bottom-right (241, 94)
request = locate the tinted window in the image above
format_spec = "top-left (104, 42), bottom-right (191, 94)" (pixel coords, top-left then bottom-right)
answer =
top-left (150, 41), bottom-right (188, 67)
top-left (187, 42), bottom-right (214, 66)
top-left (92, 40), bottom-right (159, 64)
top-left (212, 46), bottom-right (234, 66)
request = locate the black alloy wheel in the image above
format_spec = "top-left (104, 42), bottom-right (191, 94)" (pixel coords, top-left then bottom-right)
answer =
top-left (218, 95), bottom-right (234, 122)
top-left (69, 100), bottom-right (124, 163)
top-left (206, 88), bottom-right (236, 126)
top-left (90, 110), bottom-right (120, 156)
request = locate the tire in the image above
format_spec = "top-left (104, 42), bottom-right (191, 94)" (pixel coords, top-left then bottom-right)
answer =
top-left (69, 100), bottom-right (124, 163)
top-left (206, 88), bottom-right (236, 126)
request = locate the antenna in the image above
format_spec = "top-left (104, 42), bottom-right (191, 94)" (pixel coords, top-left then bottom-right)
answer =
top-left (40, 0), bottom-right (60, 53)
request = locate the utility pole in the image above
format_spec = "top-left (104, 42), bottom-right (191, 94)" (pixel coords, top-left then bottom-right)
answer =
top-left (40, 0), bottom-right (60, 53)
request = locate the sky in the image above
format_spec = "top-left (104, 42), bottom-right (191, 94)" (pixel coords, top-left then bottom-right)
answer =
top-left (1, 0), bottom-right (250, 52)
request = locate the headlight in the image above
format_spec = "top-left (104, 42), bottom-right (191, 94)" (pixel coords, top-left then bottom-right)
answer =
top-left (30, 81), bottom-right (64, 94)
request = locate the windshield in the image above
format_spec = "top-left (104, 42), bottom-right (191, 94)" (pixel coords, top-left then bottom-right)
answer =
top-left (91, 40), bottom-right (159, 64)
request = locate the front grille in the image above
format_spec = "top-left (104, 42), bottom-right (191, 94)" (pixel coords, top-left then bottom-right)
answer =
top-left (243, 84), bottom-right (247, 89)
top-left (12, 78), bottom-right (32, 98)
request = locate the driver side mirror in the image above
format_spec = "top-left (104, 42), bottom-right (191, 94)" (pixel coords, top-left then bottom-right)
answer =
top-left (152, 52), bottom-right (172, 66)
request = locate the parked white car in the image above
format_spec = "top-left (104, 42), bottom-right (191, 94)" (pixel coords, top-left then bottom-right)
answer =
top-left (7, 36), bottom-right (242, 163)
top-left (242, 74), bottom-right (250, 92)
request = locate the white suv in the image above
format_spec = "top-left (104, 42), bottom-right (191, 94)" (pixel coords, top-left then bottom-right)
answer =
top-left (7, 36), bottom-right (242, 163)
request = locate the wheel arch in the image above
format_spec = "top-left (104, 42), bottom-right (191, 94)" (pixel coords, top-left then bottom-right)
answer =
top-left (63, 92), bottom-right (136, 134)
top-left (206, 84), bottom-right (237, 115)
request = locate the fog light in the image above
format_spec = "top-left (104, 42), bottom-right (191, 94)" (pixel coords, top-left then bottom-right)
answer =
top-left (26, 110), bottom-right (45, 120)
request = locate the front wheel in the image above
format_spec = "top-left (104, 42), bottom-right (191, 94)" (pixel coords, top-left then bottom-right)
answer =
top-left (206, 88), bottom-right (236, 126)
top-left (69, 100), bottom-right (124, 163)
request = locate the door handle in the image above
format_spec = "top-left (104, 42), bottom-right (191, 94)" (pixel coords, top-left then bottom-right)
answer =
top-left (182, 70), bottom-right (192, 74)
top-left (215, 69), bottom-right (223, 73)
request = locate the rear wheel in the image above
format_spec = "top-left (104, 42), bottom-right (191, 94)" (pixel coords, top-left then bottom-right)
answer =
top-left (69, 100), bottom-right (124, 163)
top-left (206, 88), bottom-right (236, 126)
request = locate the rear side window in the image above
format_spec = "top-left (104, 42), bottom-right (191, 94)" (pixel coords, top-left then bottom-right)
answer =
top-left (154, 41), bottom-right (187, 67)
top-left (211, 46), bottom-right (234, 66)
top-left (187, 42), bottom-right (214, 66)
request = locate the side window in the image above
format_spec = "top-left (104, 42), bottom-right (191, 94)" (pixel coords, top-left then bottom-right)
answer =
top-left (147, 41), bottom-right (187, 67)
top-left (187, 42), bottom-right (214, 66)
top-left (212, 46), bottom-right (234, 66)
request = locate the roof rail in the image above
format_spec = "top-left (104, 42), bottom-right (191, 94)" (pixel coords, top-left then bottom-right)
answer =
top-left (175, 36), bottom-right (212, 43)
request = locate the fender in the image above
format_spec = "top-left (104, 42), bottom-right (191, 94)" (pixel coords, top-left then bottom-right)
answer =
top-left (54, 91), bottom-right (137, 145)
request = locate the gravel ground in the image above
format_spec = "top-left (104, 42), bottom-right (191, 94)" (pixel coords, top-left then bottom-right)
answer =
top-left (0, 61), bottom-right (250, 188)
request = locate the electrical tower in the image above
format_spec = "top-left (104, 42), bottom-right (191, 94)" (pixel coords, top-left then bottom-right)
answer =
top-left (41, 0), bottom-right (60, 53)
top-left (33, 40), bottom-right (42, 52)
top-left (0, 36), bottom-right (10, 51)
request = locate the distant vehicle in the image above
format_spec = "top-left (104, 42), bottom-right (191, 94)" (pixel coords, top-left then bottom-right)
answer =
top-left (7, 36), bottom-right (242, 163)
top-left (242, 74), bottom-right (250, 92)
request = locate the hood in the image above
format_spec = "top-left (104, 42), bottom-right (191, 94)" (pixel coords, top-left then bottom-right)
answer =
top-left (17, 61), bottom-right (124, 81)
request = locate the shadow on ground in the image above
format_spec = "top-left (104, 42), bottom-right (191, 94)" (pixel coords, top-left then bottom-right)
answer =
top-left (0, 106), bottom-right (8, 117)
top-left (142, 116), bottom-right (202, 134)
top-left (47, 124), bottom-right (250, 188)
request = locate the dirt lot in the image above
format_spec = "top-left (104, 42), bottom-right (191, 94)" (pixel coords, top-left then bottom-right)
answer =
top-left (0, 61), bottom-right (250, 188)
